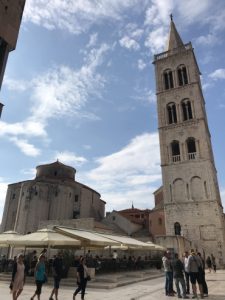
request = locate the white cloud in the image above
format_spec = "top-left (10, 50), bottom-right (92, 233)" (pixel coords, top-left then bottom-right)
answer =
top-left (209, 69), bottom-right (225, 80)
top-left (144, 26), bottom-right (167, 54)
top-left (79, 132), bottom-right (161, 211)
top-left (24, 0), bottom-right (146, 34)
top-left (134, 88), bottom-right (156, 105)
top-left (3, 77), bottom-right (28, 91)
top-left (137, 59), bottom-right (147, 70)
top-left (55, 151), bottom-right (87, 166)
top-left (195, 33), bottom-right (218, 46)
top-left (10, 137), bottom-right (41, 157)
top-left (86, 33), bottom-right (98, 48)
top-left (119, 36), bottom-right (140, 51)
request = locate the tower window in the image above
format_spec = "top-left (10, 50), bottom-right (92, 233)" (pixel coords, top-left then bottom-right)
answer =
top-left (187, 138), bottom-right (196, 160)
top-left (177, 65), bottom-right (188, 86)
top-left (75, 195), bottom-right (79, 202)
top-left (163, 69), bottom-right (174, 90)
top-left (171, 140), bottom-right (181, 162)
top-left (174, 222), bottom-right (181, 235)
top-left (182, 99), bottom-right (193, 121)
top-left (167, 102), bottom-right (177, 124)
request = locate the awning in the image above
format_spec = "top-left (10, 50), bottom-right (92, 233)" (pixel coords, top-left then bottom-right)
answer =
top-left (8, 228), bottom-right (81, 248)
top-left (55, 227), bottom-right (120, 247)
top-left (0, 231), bottom-right (22, 247)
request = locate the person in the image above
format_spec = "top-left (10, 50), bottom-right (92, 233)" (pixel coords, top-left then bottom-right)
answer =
top-left (30, 254), bottom-right (47, 300)
top-left (197, 252), bottom-right (208, 297)
top-left (206, 256), bottom-right (212, 273)
top-left (187, 249), bottom-right (203, 299)
top-left (112, 250), bottom-right (118, 260)
top-left (211, 254), bottom-right (216, 272)
top-left (73, 257), bottom-right (90, 300)
top-left (171, 253), bottom-right (189, 299)
top-left (183, 251), bottom-right (190, 295)
top-left (11, 253), bottom-right (25, 300)
top-left (162, 251), bottom-right (174, 296)
top-left (49, 252), bottom-right (63, 300)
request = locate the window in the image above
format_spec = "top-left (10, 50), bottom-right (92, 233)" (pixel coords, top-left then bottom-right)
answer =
top-left (55, 191), bottom-right (58, 197)
top-left (171, 140), bottom-right (181, 162)
top-left (73, 211), bottom-right (79, 219)
top-left (112, 216), bottom-right (116, 221)
top-left (164, 69), bottom-right (174, 90)
top-left (54, 171), bottom-right (58, 176)
top-left (158, 218), bottom-right (162, 225)
top-left (75, 195), bottom-right (79, 202)
top-left (167, 102), bottom-right (177, 124)
top-left (177, 65), bottom-right (188, 86)
top-left (181, 99), bottom-right (193, 121)
top-left (187, 138), bottom-right (196, 160)
top-left (174, 222), bottom-right (181, 235)
top-left (12, 193), bottom-right (16, 199)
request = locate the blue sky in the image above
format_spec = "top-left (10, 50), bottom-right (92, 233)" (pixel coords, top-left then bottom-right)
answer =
top-left (1, 0), bottom-right (225, 221)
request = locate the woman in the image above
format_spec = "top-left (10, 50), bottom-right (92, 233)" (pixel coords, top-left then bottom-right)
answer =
top-left (206, 256), bottom-right (212, 273)
top-left (30, 254), bottom-right (46, 300)
top-left (73, 257), bottom-right (90, 300)
top-left (11, 253), bottom-right (25, 300)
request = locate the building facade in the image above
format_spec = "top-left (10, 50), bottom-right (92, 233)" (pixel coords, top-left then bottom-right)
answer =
top-left (153, 18), bottom-right (225, 262)
top-left (0, 0), bottom-right (26, 89)
top-left (0, 161), bottom-right (105, 234)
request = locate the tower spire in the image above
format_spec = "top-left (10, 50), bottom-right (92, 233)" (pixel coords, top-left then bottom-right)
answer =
top-left (166, 15), bottom-right (184, 51)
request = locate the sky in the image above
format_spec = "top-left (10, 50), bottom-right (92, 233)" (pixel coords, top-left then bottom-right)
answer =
top-left (1, 0), bottom-right (225, 221)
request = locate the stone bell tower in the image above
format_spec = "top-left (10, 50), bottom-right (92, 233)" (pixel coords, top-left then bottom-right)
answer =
top-left (153, 16), bottom-right (225, 262)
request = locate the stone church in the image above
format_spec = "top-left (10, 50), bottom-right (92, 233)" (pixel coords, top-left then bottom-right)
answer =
top-left (153, 17), bottom-right (225, 263)
top-left (0, 161), bottom-right (105, 234)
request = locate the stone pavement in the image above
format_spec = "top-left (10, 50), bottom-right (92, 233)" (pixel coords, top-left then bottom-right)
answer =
top-left (0, 270), bottom-right (225, 300)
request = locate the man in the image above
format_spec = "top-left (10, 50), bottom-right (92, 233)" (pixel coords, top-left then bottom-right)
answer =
top-left (162, 251), bottom-right (173, 296)
top-left (49, 252), bottom-right (63, 300)
top-left (187, 249), bottom-right (204, 299)
top-left (183, 251), bottom-right (190, 295)
top-left (197, 252), bottom-right (208, 297)
top-left (171, 253), bottom-right (189, 299)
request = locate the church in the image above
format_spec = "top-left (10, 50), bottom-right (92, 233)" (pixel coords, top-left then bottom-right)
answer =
top-left (153, 16), bottom-right (225, 264)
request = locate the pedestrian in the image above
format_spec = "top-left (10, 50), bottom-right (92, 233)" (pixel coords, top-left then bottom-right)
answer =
top-left (49, 252), bottom-right (63, 300)
top-left (197, 252), bottom-right (208, 297)
top-left (30, 254), bottom-right (47, 300)
top-left (187, 249), bottom-right (204, 299)
top-left (171, 253), bottom-right (189, 299)
top-left (183, 251), bottom-right (190, 295)
top-left (211, 254), bottom-right (216, 272)
top-left (162, 251), bottom-right (174, 296)
top-left (206, 256), bottom-right (212, 273)
top-left (11, 253), bottom-right (25, 300)
top-left (73, 257), bottom-right (90, 300)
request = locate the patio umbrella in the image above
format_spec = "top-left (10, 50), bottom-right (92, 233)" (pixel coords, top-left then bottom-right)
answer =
top-left (0, 231), bottom-right (21, 247)
top-left (8, 228), bottom-right (81, 248)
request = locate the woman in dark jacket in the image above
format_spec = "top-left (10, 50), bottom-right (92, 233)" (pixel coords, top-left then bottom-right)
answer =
top-left (73, 257), bottom-right (90, 300)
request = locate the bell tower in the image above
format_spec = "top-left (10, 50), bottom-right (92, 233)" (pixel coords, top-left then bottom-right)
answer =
top-left (153, 16), bottom-right (225, 262)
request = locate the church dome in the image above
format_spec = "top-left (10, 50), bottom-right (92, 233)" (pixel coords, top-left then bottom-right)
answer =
top-left (35, 161), bottom-right (76, 181)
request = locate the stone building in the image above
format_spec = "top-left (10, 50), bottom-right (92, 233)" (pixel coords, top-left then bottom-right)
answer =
top-left (153, 17), bottom-right (225, 262)
top-left (0, 0), bottom-right (26, 89)
top-left (0, 161), bottom-right (105, 234)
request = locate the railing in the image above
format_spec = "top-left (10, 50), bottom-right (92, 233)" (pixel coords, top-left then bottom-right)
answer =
top-left (172, 155), bottom-right (181, 162)
top-left (188, 152), bottom-right (196, 160)
top-left (154, 42), bottom-right (192, 61)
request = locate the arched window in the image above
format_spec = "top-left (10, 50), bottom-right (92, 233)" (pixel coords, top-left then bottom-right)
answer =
top-left (164, 69), bottom-right (174, 90)
top-left (171, 140), bottom-right (181, 162)
top-left (187, 138), bottom-right (196, 160)
top-left (174, 222), bottom-right (181, 235)
top-left (177, 65), bottom-right (188, 86)
top-left (167, 102), bottom-right (177, 124)
top-left (181, 99), bottom-right (193, 121)
top-left (158, 217), bottom-right (162, 225)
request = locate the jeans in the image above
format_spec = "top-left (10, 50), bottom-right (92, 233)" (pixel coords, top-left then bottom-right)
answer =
top-left (74, 278), bottom-right (87, 299)
top-left (165, 271), bottom-right (173, 295)
top-left (175, 277), bottom-right (186, 297)
top-left (184, 272), bottom-right (190, 293)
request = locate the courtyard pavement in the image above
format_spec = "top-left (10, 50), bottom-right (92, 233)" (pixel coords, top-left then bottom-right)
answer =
top-left (0, 270), bottom-right (224, 300)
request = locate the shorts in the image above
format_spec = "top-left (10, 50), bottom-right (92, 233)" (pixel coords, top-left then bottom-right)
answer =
top-left (54, 276), bottom-right (61, 289)
top-left (189, 272), bottom-right (202, 284)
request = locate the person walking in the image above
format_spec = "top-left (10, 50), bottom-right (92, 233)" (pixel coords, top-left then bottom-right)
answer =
top-left (197, 252), bottom-right (208, 297)
top-left (162, 251), bottom-right (174, 296)
top-left (187, 249), bottom-right (203, 299)
top-left (211, 254), bottom-right (216, 272)
top-left (206, 256), bottom-right (212, 273)
top-left (11, 253), bottom-right (25, 300)
top-left (49, 252), bottom-right (63, 300)
top-left (183, 251), bottom-right (190, 295)
top-left (171, 253), bottom-right (189, 299)
top-left (73, 257), bottom-right (90, 300)
top-left (30, 254), bottom-right (47, 300)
